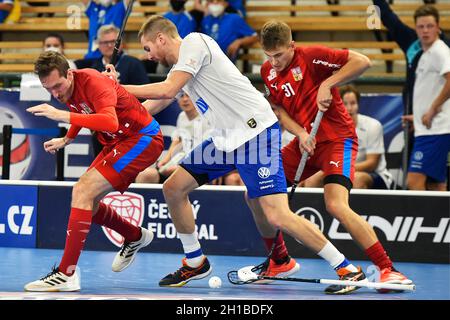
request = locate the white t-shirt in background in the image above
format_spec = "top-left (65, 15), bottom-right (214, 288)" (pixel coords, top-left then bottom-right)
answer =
top-left (171, 112), bottom-right (213, 154)
top-left (356, 114), bottom-right (392, 187)
top-left (413, 39), bottom-right (450, 137)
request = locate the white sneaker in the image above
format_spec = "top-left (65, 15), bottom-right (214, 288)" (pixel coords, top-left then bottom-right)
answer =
top-left (112, 227), bottom-right (154, 272)
top-left (24, 266), bottom-right (81, 292)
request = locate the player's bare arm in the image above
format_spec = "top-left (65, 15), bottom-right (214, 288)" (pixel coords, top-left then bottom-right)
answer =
top-left (142, 98), bottom-right (175, 115)
top-left (227, 35), bottom-right (259, 58)
top-left (422, 72), bottom-right (450, 129)
top-left (354, 153), bottom-right (381, 172)
top-left (271, 103), bottom-right (316, 155)
top-left (26, 103), bottom-right (70, 123)
top-left (317, 51), bottom-right (372, 111)
top-left (43, 136), bottom-right (74, 155)
top-left (106, 64), bottom-right (192, 100)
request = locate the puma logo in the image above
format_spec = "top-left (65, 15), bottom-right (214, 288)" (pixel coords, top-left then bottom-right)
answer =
top-left (329, 160), bottom-right (340, 167)
top-left (113, 149), bottom-right (120, 158)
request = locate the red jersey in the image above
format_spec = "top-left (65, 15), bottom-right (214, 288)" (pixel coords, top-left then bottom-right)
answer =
top-left (261, 46), bottom-right (356, 143)
top-left (66, 69), bottom-right (155, 145)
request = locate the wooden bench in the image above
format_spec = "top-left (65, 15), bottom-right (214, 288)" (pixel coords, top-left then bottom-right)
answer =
top-left (2, 15), bottom-right (449, 32)
top-left (0, 40), bottom-right (406, 74)
top-left (2, 1), bottom-right (449, 32)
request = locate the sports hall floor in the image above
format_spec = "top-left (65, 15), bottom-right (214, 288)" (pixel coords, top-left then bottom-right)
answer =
top-left (0, 247), bottom-right (448, 300)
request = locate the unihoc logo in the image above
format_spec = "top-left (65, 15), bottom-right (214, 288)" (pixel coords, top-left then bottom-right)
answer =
top-left (293, 207), bottom-right (325, 245)
top-left (257, 167), bottom-right (271, 179)
top-left (100, 192), bottom-right (145, 247)
top-left (328, 215), bottom-right (450, 243)
top-left (295, 207), bottom-right (325, 232)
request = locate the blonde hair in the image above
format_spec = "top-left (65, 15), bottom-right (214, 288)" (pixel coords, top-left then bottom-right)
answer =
top-left (138, 15), bottom-right (179, 41)
top-left (97, 24), bottom-right (120, 39)
top-left (260, 20), bottom-right (292, 51)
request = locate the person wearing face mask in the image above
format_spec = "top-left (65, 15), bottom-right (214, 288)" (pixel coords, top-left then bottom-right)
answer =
top-left (201, 0), bottom-right (258, 61)
top-left (42, 33), bottom-right (77, 70)
top-left (81, 0), bottom-right (128, 59)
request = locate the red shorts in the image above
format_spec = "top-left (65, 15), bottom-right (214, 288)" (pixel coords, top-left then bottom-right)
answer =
top-left (89, 130), bottom-right (164, 193)
top-left (282, 137), bottom-right (358, 184)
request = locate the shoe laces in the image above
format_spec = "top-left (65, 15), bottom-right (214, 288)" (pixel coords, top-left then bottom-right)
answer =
top-left (40, 265), bottom-right (60, 281)
top-left (255, 258), bottom-right (271, 275)
top-left (119, 242), bottom-right (131, 257)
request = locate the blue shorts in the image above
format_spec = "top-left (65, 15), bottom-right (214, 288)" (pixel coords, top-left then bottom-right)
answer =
top-left (409, 134), bottom-right (450, 183)
top-left (180, 122), bottom-right (287, 198)
top-left (369, 172), bottom-right (390, 189)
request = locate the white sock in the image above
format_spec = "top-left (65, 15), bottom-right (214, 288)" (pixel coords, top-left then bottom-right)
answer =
top-left (317, 242), bottom-right (358, 272)
top-left (179, 232), bottom-right (204, 268)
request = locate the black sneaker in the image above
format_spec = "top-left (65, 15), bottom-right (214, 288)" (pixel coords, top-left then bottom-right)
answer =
top-left (159, 257), bottom-right (212, 287)
top-left (325, 266), bottom-right (368, 295)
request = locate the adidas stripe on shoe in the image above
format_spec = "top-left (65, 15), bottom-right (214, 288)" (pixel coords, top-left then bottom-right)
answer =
top-left (112, 227), bottom-right (154, 272)
top-left (24, 266), bottom-right (80, 292)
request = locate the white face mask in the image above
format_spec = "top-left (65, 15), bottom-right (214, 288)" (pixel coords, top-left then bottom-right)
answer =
top-left (44, 46), bottom-right (62, 54)
top-left (208, 4), bottom-right (225, 17)
top-left (98, 0), bottom-right (113, 7)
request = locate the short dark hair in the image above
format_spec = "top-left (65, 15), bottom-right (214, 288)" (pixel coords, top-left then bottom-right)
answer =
top-left (43, 33), bottom-right (65, 47)
top-left (339, 84), bottom-right (360, 104)
top-left (34, 51), bottom-right (69, 78)
top-left (414, 5), bottom-right (439, 23)
top-left (260, 20), bottom-right (292, 51)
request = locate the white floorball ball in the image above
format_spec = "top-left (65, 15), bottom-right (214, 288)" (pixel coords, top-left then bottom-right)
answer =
top-left (208, 276), bottom-right (222, 288)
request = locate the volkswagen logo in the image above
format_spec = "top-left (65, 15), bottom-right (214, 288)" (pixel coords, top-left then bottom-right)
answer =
top-left (257, 167), bottom-right (271, 179)
top-left (414, 151), bottom-right (423, 161)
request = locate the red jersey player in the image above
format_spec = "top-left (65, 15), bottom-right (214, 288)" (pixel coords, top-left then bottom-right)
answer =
top-left (24, 51), bottom-right (164, 292)
top-left (245, 20), bottom-right (413, 294)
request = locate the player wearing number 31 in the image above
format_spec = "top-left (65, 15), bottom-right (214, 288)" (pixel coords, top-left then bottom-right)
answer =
top-left (105, 16), bottom-right (363, 291)
top-left (247, 20), bottom-right (413, 293)
top-left (24, 51), bottom-right (163, 292)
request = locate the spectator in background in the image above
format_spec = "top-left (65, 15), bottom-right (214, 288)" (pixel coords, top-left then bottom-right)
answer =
top-left (43, 33), bottom-right (77, 70)
top-left (76, 25), bottom-right (149, 85)
top-left (136, 92), bottom-right (212, 184)
top-left (0, 0), bottom-right (13, 23)
top-left (402, 6), bottom-right (450, 191)
top-left (82, 0), bottom-right (128, 59)
top-left (194, 0), bottom-right (244, 17)
top-left (372, 1), bottom-right (449, 185)
top-left (164, 1), bottom-right (197, 38)
top-left (302, 85), bottom-right (393, 190)
top-left (76, 24), bottom-right (149, 157)
top-left (201, 0), bottom-right (258, 61)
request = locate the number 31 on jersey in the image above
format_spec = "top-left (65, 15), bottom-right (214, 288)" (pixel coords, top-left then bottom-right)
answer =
top-left (281, 83), bottom-right (295, 97)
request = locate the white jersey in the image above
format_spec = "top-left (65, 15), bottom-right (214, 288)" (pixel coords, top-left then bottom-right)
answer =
top-left (413, 39), bottom-right (450, 137)
top-left (171, 32), bottom-right (278, 152)
top-left (171, 112), bottom-right (213, 154)
top-left (356, 114), bottom-right (392, 187)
